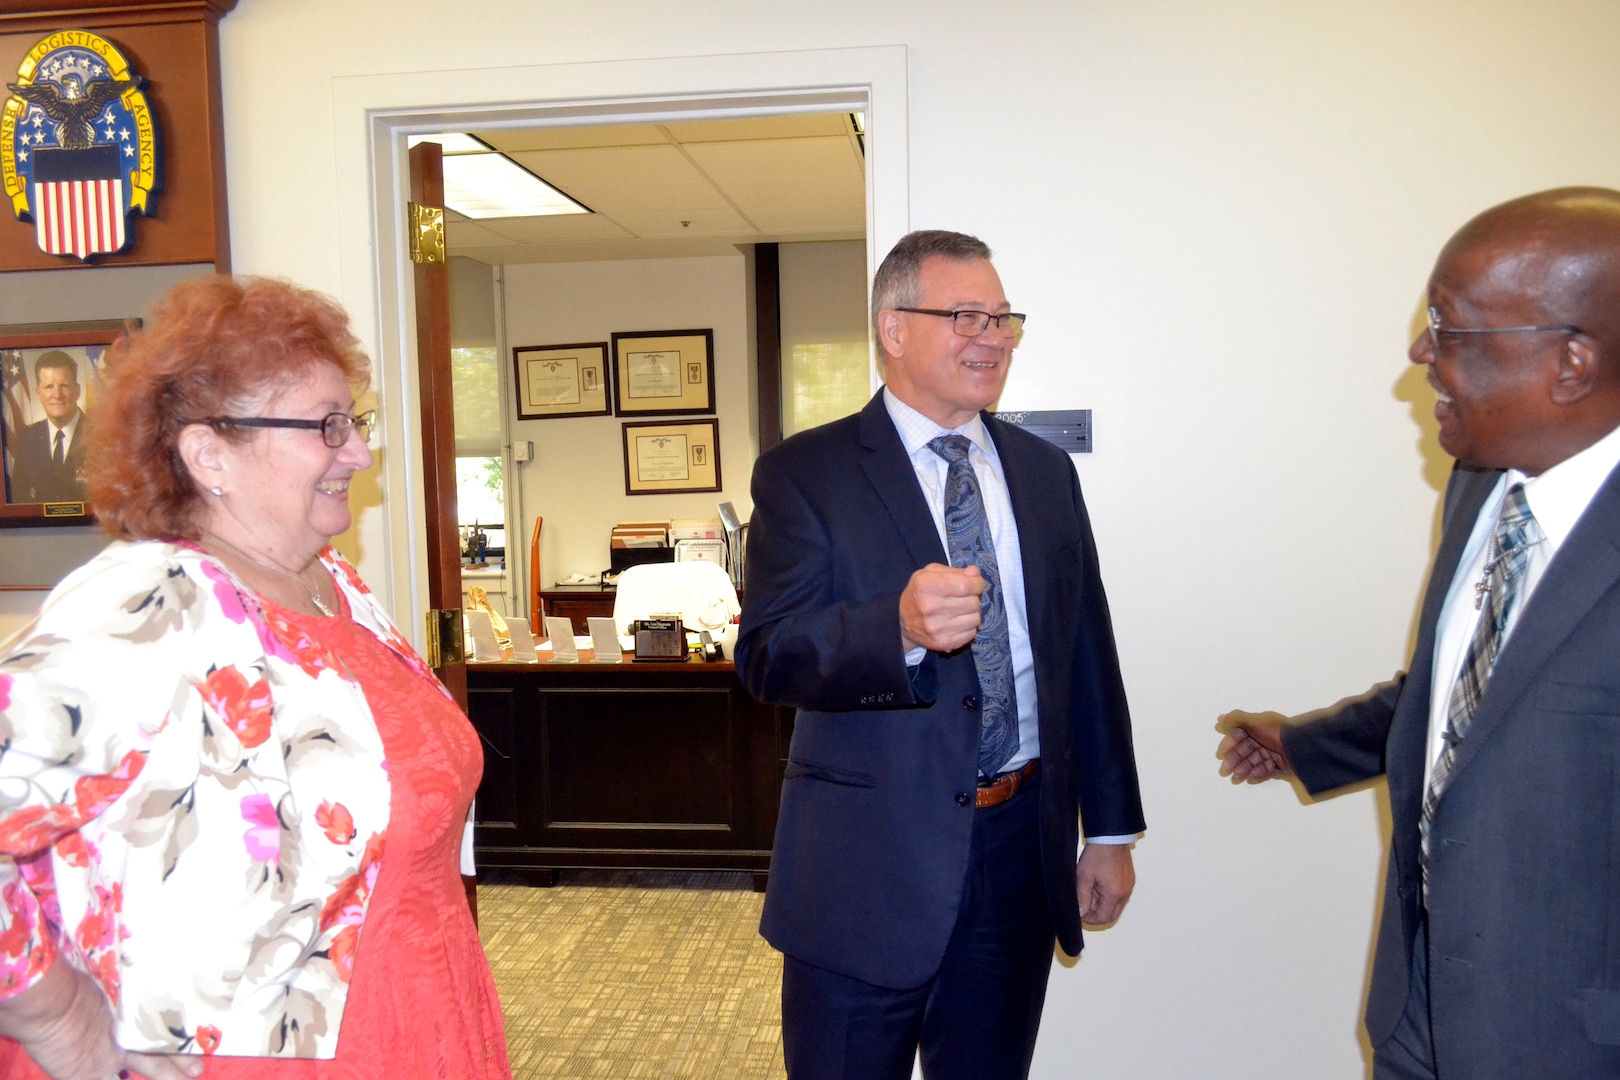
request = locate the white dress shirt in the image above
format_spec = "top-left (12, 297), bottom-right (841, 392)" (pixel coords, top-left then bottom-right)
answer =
top-left (1426, 421), bottom-right (1620, 789)
top-left (48, 409), bottom-right (82, 459)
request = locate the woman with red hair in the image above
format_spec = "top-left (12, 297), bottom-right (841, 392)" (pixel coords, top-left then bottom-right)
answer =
top-left (0, 276), bottom-right (510, 1079)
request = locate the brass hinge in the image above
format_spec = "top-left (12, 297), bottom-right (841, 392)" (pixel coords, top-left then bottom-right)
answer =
top-left (408, 201), bottom-right (445, 265)
top-left (425, 607), bottom-right (464, 667)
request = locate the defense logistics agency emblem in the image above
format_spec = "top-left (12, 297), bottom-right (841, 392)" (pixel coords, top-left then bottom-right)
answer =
top-left (1, 30), bottom-right (160, 261)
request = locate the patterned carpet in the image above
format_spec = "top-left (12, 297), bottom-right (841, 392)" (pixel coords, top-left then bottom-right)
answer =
top-left (478, 870), bottom-right (786, 1079)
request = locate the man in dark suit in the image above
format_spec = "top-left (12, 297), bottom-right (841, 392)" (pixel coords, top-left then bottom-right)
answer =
top-left (7, 350), bottom-right (88, 504)
top-left (1218, 188), bottom-right (1620, 1078)
top-left (738, 230), bottom-right (1145, 1080)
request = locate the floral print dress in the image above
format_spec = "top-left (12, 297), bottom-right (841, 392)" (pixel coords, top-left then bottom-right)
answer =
top-left (0, 541), bottom-right (508, 1075)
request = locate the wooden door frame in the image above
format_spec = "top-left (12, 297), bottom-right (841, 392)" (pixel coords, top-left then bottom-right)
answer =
top-left (405, 140), bottom-right (465, 701)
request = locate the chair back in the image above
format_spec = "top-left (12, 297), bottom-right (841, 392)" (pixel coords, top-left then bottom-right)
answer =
top-left (611, 561), bottom-right (740, 636)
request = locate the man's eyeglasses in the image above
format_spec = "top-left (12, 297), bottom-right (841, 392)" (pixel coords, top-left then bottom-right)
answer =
top-left (1427, 307), bottom-right (1581, 351)
top-left (895, 307), bottom-right (1027, 339)
top-left (206, 410), bottom-right (376, 448)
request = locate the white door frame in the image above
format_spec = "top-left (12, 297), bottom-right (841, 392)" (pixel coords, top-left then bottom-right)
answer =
top-left (330, 45), bottom-right (909, 639)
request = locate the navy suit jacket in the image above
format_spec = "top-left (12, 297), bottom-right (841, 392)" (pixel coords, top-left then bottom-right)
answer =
top-left (7, 415), bottom-right (88, 504)
top-left (1285, 460), bottom-right (1620, 1077)
top-left (737, 393), bottom-right (1144, 989)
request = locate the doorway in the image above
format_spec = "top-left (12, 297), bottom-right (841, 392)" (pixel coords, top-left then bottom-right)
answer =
top-left (333, 45), bottom-right (908, 640)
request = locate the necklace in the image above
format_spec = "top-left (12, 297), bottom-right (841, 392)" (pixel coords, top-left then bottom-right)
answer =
top-left (1472, 518), bottom-right (1546, 610)
top-left (205, 533), bottom-right (334, 616)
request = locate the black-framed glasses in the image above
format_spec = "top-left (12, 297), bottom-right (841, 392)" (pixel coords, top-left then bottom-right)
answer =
top-left (1427, 306), bottom-right (1581, 351)
top-left (895, 307), bottom-right (1027, 338)
top-left (206, 410), bottom-right (376, 448)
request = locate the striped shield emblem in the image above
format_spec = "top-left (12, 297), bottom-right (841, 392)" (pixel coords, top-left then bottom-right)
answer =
top-left (2, 31), bottom-right (160, 264)
top-left (31, 145), bottom-right (125, 259)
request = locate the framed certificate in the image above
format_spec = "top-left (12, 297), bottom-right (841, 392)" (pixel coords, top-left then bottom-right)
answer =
top-left (512, 342), bottom-right (611, 420)
top-left (621, 418), bottom-right (721, 495)
top-left (610, 329), bottom-right (715, 416)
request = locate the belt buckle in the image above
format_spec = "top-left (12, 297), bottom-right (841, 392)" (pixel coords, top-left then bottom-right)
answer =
top-left (974, 760), bottom-right (1038, 810)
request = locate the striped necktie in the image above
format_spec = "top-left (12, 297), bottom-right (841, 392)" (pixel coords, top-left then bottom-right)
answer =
top-left (929, 434), bottom-right (1018, 777)
top-left (1419, 483), bottom-right (1542, 886)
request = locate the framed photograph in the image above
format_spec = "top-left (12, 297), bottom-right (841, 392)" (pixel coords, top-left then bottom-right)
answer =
top-left (1, 320), bottom-right (129, 527)
top-left (512, 341), bottom-right (611, 420)
top-left (621, 418), bottom-right (721, 496)
top-left (611, 329), bottom-right (715, 416)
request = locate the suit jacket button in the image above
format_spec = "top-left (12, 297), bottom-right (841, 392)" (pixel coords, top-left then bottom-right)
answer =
top-left (955, 791), bottom-right (971, 807)
top-left (963, 695), bottom-right (978, 709)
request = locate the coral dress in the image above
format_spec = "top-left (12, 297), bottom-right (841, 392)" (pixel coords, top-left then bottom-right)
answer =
top-left (2, 589), bottom-right (510, 1079)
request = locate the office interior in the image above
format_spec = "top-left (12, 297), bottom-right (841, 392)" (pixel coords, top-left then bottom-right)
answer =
top-left (4, 2), bottom-right (1619, 1077)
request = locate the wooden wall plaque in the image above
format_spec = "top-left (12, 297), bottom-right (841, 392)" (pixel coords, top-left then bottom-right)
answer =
top-left (0, 0), bottom-right (236, 272)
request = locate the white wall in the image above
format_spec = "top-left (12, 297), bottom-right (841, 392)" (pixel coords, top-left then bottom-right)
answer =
top-left (207, 2), bottom-right (1620, 1077)
top-left (502, 256), bottom-right (755, 583)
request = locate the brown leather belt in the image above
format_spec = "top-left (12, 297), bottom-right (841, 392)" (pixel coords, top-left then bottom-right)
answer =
top-left (976, 759), bottom-right (1040, 809)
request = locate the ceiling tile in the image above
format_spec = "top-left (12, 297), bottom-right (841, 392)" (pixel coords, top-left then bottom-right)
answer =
top-left (608, 205), bottom-right (755, 239)
top-left (443, 110), bottom-right (869, 263)
top-left (445, 219), bottom-right (518, 248)
top-left (686, 136), bottom-right (862, 218)
top-left (747, 199), bottom-right (867, 234)
top-left (469, 214), bottom-right (636, 243)
top-left (468, 237), bottom-right (750, 265)
top-left (509, 146), bottom-right (729, 214)
top-left (661, 114), bottom-right (850, 142)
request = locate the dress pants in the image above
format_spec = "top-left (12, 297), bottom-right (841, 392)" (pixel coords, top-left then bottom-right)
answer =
top-left (780, 771), bottom-right (1055, 1080)
top-left (1373, 917), bottom-right (1438, 1080)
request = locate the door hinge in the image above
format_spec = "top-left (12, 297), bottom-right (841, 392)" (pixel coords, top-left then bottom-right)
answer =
top-left (425, 607), bottom-right (464, 667)
top-left (408, 201), bottom-right (445, 265)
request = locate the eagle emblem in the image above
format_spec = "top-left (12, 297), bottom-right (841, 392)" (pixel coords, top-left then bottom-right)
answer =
top-left (0, 29), bottom-right (160, 261)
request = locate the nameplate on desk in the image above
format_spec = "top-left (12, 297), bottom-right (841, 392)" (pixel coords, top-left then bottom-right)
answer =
top-left (587, 617), bottom-right (624, 663)
top-left (545, 616), bottom-right (580, 662)
top-left (505, 617), bottom-right (540, 662)
top-left (633, 614), bottom-right (686, 661)
top-left (464, 610), bottom-right (503, 662)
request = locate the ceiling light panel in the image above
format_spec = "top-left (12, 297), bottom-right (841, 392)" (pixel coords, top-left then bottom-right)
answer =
top-left (409, 132), bottom-right (589, 219)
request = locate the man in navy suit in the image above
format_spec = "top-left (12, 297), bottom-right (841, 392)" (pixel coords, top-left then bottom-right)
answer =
top-left (7, 350), bottom-right (89, 504)
top-left (738, 230), bottom-right (1145, 1080)
top-left (1219, 188), bottom-right (1620, 1078)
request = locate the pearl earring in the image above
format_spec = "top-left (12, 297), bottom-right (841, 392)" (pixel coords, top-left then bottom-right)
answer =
top-left (211, 486), bottom-right (222, 496)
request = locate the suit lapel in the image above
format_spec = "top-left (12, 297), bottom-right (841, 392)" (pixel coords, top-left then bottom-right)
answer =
top-left (857, 393), bottom-right (948, 569)
top-left (983, 417), bottom-right (1056, 646)
top-left (1444, 460), bottom-right (1620, 781)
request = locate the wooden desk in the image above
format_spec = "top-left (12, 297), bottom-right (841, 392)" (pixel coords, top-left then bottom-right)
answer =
top-left (467, 656), bottom-right (791, 889)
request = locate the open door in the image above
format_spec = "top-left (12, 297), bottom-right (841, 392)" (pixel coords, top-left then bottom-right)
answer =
top-left (406, 140), bottom-right (478, 918)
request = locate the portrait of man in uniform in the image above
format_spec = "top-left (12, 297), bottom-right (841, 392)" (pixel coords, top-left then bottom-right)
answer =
top-left (3, 346), bottom-right (99, 506)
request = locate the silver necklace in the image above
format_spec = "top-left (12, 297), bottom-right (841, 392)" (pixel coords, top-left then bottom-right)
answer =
top-left (207, 534), bottom-right (334, 616)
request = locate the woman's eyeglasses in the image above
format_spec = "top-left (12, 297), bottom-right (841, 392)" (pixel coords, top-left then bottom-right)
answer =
top-left (205, 410), bottom-right (376, 448)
